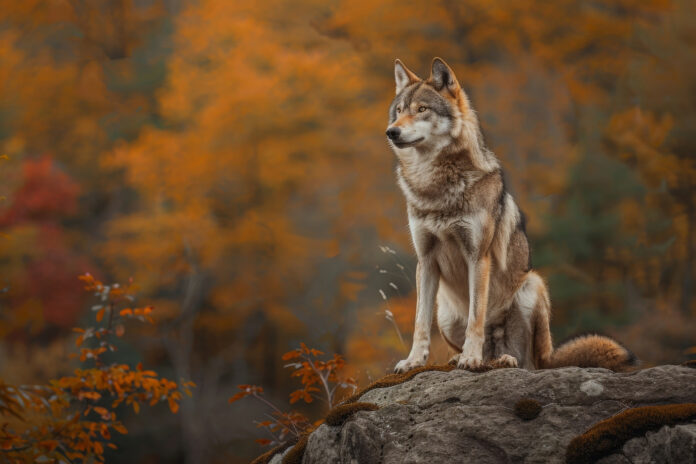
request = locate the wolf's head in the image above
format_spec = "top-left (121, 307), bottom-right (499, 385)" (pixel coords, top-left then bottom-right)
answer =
top-left (386, 58), bottom-right (494, 171)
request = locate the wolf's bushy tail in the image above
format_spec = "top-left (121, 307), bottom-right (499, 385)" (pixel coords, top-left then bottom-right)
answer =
top-left (542, 334), bottom-right (637, 371)
top-left (532, 287), bottom-right (637, 371)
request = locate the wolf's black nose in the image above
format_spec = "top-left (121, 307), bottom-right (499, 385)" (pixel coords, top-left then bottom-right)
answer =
top-left (386, 127), bottom-right (401, 140)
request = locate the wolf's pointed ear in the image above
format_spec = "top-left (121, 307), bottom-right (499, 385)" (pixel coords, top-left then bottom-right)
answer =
top-left (429, 57), bottom-right (460, 97)
top-left (394, 59), bottom-right (420, 94)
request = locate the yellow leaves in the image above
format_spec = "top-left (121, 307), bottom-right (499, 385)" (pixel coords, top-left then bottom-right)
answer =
top-left (120, 308), bottom-right (132, 316)
top-left (95, 308), bottom-right (105, 322)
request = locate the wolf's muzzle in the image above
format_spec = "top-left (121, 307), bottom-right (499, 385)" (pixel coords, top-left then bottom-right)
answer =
top-left (386, 127), bottom-right (401, 141)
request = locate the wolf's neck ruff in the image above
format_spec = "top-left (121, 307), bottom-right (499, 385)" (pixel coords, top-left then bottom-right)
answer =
top-left (396, 144), bottom-right (497, 212)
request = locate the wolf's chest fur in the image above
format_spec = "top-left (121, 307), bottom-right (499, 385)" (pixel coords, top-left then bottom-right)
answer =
top-left (397, 150), bottom-right (500, 256)
top-left (396, 148), bottom-right (517, 308)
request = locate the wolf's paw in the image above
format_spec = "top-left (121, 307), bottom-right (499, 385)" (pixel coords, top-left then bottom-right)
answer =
top-left (394, 357), bottom-right (426, 374)
top-left (455, 354), bottom-right (484, 371)
top-left (493, 354), bottom-right (518, 368)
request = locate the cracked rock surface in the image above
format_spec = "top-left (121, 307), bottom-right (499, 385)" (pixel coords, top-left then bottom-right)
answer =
top-left (295, 365), bottom-right (696, 463)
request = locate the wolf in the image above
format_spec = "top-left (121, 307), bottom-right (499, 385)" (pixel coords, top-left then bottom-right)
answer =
top-left (387, 57), bottom-right (636, 373)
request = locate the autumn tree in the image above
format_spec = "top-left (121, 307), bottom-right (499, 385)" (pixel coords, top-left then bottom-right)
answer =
top-left (2, 1), bottom-right (693, 462)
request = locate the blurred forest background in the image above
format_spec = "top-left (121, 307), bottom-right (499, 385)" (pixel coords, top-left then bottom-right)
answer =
top-left (1, 0), bottom-right (695, 462)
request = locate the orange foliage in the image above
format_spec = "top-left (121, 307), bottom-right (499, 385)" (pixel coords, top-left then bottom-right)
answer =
top-left (230, 344), bottom-right (356, 447)
top-left (2, 0), bottom-right (695, 461)
top-left (0, 274), bottom-right (193, 463)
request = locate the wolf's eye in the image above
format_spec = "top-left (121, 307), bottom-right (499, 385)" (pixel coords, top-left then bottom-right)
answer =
top-left (396, 107), bottom-right (402, 113)
top-left (418, 106), bottom-right (427, 112)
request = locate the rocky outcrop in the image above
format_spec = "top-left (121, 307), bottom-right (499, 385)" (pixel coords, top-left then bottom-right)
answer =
top-left (267, 364), bottom-right (696, 463)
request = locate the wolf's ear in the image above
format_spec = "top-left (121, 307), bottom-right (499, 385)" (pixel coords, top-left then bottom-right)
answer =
top-left (429, 57), bottom-right (460, 97)
top-left (394, 59), bottom-right (420, 94)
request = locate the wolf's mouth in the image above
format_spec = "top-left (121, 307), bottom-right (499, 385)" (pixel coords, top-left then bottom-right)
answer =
top-left (393, 137), bottom-right (424, 148)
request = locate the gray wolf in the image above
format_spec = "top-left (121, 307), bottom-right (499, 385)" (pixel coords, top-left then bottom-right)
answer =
top-left (386, 57), bottom-right (635, 373)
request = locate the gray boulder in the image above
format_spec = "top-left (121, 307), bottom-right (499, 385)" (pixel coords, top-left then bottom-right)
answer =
top-left (295, 365), bottom-right (696, 463)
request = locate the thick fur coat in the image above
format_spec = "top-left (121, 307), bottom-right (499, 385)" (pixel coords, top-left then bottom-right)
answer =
top-left (386, 58), bottom-right (635, 373)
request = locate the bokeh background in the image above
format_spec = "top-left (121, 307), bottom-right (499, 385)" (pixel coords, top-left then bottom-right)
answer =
top-left (1, 0), bottom-right (695, 462)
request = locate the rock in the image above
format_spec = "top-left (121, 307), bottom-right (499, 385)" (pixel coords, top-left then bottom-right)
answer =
top-left (598, 423), bottom-right (696, 464)
top-left (293, 365), bottom-right (696, 463)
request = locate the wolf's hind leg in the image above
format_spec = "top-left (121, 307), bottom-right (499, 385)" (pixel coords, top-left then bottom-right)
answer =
top-left (499, 272), bottom-right (546, 369)
top-left (488, 325), bottom-right (520, 368)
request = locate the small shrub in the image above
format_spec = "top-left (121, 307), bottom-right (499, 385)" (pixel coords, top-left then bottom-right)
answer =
top-left (0, 274), bottom-right (194, 463)
top-left (230, 343), bottom-right (357, 448)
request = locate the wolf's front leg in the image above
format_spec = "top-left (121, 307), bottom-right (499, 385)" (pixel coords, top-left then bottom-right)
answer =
top-left (456, 255), bottom-right (491, 370)
top-left (394, 260), bottom-right (440, 373)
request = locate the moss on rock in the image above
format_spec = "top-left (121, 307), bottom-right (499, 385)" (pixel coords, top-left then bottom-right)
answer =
top-left (341, 364), bottom-right (455, 405)
top-left (281, 433), bottom-right (309, 464)
top-left (514, 398), bottom-right (542, 421)
top-left (250, 440), bottom-right (296, 464)
top-left (325, 402), bottom-right (380, 427)
top-left (681, 360), bottom-right (696, 369)
top-left (566, 403), bottom-right (696, 464)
